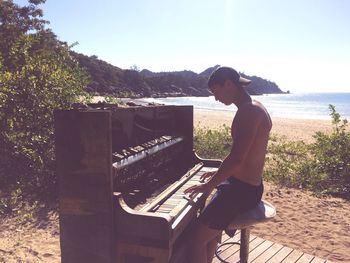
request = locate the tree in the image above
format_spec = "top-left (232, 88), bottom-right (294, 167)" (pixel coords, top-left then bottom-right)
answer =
top-left (0, 0), bottom-right (89, 201)
top-left (130, 64), bottom-right (140, 72)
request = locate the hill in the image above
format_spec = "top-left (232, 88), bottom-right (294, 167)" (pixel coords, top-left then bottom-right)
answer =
top-left (72, 52), bottom-right (285, 98)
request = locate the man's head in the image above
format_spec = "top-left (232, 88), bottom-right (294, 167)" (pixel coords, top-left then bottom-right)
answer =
top-left (208, 67), bottom-right (251, 105)
top-left (208, 67), bottom-right (251, 89)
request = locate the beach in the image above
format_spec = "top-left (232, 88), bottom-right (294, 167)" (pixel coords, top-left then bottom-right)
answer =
top-left (0, 110), bottom-right (349, 262)
top-left (194, 109), bottom-right (334, 143)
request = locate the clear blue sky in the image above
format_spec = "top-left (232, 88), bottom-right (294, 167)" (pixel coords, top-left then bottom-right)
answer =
top-left (15, 0), bottom-right (350, 93)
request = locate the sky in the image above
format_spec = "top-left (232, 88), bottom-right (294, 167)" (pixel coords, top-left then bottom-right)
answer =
top-left (14, 0), bottom-right (350, 93)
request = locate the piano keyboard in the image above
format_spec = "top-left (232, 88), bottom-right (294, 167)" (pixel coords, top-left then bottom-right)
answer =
top-left (141, 166), bottom-right (218, 222)
top-left (151, 171), bottom-right (204, 216)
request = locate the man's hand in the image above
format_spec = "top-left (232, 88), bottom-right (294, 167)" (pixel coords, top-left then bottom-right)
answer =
top-left (184, 180), bottom-right (213, 200)
top-left (183, 171), bottom-right (216, 200)
top-left (200, 171), bottom-right (216, 182)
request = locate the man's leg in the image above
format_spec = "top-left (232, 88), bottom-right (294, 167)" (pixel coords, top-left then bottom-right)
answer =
top-left (189, 222), bottom-right (222, 263)
top-left (206, 234), bottom-right (221, 263)
top-left (206, 240), bottom-right (216, 263)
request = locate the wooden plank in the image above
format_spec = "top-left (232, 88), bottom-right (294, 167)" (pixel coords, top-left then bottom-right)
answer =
top-left (211, 232), bottom-right (329, 263)
top-left (311, 256), bottom-right (326, 263)
top-left (281, 250), bottom-right (304, 263)
top-left (220, 231), bottom-right (242, 249)
top-left (267, 246), bottom-right (293, 263)
top-left (221, 229), bottom-right (241, 240)
top-left (212, 233), bottom-right (243, 263)
top-left (296, 253), bottom-right (315, 263)
top-left (247, 239), bottom-right (274, 262)
top-left (224, 237), bottom-right (265, 262)
top-left (251, 242), bottom-right (283, 263)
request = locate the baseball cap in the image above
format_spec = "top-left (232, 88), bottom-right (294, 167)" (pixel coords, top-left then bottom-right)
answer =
top-left (208, 66), bottom-right (252, 88)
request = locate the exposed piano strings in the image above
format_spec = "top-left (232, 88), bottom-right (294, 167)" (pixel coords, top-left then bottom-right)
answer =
top-left (112, 135), bottom-right (188, 208)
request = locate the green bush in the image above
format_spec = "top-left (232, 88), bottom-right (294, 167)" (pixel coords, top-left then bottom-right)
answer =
top-left (0, 0), bottom-right (90, 214)
top-left (194, 105), bottom-right (350, 198)
top-left (265, 105), bottom-right (350, 196)
top-left (311, 105), bottom-right (350, 193)
top-left (265, 136), bottom-right (328, 189)
top-left (194, 124), bottom-right (231, 159)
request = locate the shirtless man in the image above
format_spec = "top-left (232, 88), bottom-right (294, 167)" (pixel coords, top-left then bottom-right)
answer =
top-left (184, 66), bottom-right (272, 263)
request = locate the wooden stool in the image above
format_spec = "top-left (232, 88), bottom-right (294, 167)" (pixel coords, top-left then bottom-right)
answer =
top-left (215, 200), bottom-right (276, 263)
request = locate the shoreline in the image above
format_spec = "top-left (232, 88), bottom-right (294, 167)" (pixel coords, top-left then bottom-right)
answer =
top-left (194, 109), bottom-right (334, 143)
top-left (194, 108), bottom-right (334, 121)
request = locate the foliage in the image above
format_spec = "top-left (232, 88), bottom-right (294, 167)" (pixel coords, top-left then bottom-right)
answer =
top-left (0, 0), bottom-right (89, 211)
top-left (194, 124), bottom-right (231, 159)
top-left (265, 105), bottom-right (350, 196)
top-left (72, 52), bottom-right (284, 97)
top-left (194, 105), bottom-right (350, 198)
top-left (241, 73), bottom-right (282, 95)
top-left (264, 136), bottom-right (326, 189)
top-left (0, 186), bottom-right (39, 223)
top-left (72, 52), bottom-right (126, 95)
top-left (311, 105), bottom-right (350, 193)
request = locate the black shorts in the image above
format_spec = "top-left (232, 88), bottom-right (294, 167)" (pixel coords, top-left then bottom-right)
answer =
top-left (198, 177), bottom-right (263, 230)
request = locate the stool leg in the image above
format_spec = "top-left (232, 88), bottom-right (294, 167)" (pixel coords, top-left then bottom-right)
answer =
top-left (240, 228), bottom-right (250, 263)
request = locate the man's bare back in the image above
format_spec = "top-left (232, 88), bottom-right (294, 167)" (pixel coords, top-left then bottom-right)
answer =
top-left (231, 100), bottom-right (272, 185)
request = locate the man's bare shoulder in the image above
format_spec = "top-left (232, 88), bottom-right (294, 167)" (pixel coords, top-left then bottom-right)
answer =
top-left (252, 100), bottom-right (272, 128)
top-left (236, 101), bottom-right (272, 128)
top-left (237, 101), bottom-right (266, 118)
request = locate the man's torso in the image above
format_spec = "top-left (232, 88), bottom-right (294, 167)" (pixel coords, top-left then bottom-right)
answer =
top-left (231, 100), bottom-right (272, 186)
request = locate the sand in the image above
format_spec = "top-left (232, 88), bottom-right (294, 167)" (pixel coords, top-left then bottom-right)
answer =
top-left (194, 109), bottom-right (334, 143)
top-left (255, 182), bottom-right (350, 262)
top-left (0, 109), bottom-right (349, 262)
top-left (1, 183), bottom-right (349, 263)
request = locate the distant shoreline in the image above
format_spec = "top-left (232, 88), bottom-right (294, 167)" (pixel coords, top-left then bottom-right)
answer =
top-left (194, 109), bottom-right (333, 143)
top-left (138, 92), bottom-right (350, 120)
top-left (91, 93), bottom-right (350, 120)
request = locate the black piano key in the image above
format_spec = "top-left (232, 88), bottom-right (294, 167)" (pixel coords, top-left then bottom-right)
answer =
top-left (141, 142), bottom-right (151, 149)
top-left (133, 145), bottom-right (145, 152)
top-left (128, 147), bottom-right (139, 154)
top-left (121, 149), bottom-right (132, 156)
top-left (112, 153), bottom-right (125, 162)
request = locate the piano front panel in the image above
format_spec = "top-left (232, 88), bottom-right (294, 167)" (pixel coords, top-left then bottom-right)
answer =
top-left (55, 104), bottom-right (221, 263)
top-left (55, 110), bottom-right (115, 263)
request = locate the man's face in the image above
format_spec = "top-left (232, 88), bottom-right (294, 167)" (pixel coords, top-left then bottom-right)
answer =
top-left (209, 80), bottom-right (237, 105)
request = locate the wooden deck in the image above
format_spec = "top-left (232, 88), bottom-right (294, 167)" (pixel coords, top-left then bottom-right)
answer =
top-left (212, 231), bottom-right (330, 263)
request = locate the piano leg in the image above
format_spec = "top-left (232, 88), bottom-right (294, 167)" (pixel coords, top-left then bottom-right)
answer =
top-left (115, 239), bottom-right (170, 263)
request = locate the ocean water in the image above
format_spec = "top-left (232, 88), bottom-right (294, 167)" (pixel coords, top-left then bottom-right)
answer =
top-left (143, 93), bottom-right (350, 120)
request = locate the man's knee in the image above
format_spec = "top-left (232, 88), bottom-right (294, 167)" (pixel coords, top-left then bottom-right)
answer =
top-left (191, 221), bottom-right (222, 246)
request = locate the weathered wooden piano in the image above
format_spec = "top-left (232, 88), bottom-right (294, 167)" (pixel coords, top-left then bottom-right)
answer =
top-left (54, 104), bottom-right (221, 263)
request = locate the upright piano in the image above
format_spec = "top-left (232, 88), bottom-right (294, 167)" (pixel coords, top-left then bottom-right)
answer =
top-left (54, 104), bottom-right (221, 263)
